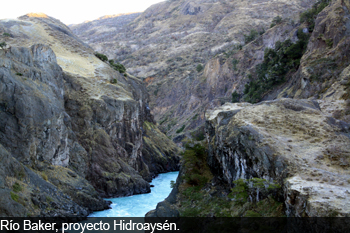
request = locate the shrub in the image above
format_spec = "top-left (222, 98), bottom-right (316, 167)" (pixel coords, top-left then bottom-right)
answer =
top-left (10, 192), bottom-right (19, 202)
top-left (300, 0), bottom-right (331, 31)
top-left (229, 179), bottom-right (249, 205)
top-left (231, 91), bottom-right (240, 103)
top-left (95, 52), bottom-right (108, 62)
top-left (325, 39), bottom-right (333, 48)
top-left (110, 78), bottom-right (117, 84)
top-left (159, 117), bottom-right (168, 125)
top-left (196, 64), bottom-right (204, 72)
top-left (170, 180), bottom-right (176, 188)
top-left (0, 42), bottom-right (6, 49)
top-left (270, 16), bottom-right (282, 28)
top-left (182, 144), bottom-right (210, 190)
top-left (46, 196), bottom-right (53, 202)
top-left (243, 29), bottom-right (310, 103)
top-left (3, 33), bottom-right (11, 37)
top-left (229, 178), bottom-right (281, 205)
top-left (176, 125), bottom-right (186, 134)
top-left (41, 173), bottom-right (48, 181)
top-left (195, 132), bottom-right (205, 141)
top-left (244, 29), bottom-right (259, 44)
top-left (109, 60), bottom-right (126, 74)
top-left (232, 59), bottom-right (239, 70)
top-left (12, 182), bottom-right (22, 193)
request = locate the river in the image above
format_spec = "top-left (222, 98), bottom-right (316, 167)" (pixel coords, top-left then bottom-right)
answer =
top-left (89, 171), bottom-right (179, 217)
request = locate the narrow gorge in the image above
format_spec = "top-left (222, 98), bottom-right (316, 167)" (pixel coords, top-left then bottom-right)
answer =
top-left (0, 14), bottom-right (179, 217)
top-left (0, 0), bottom-right (349, 218)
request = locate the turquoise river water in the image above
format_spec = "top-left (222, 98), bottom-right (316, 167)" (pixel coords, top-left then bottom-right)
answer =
top-left (89, 171), bottom-right (179, 217)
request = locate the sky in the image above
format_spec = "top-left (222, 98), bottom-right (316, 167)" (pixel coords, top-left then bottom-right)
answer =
top-left (1, 0), bottom-right (165, 25)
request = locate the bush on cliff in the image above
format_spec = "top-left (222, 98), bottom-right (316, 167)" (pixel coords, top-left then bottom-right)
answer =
top-left (109, 60), bottom-right (126, 74)
top-left (182, 143), bottom-right (210, 189)
top-left (229, 178), bottom-right (281, 205)
top-left (243, 28), bottom-right (310, 103)
top-left (94, 53), bottom-right (127, 74)
top-left (95, 52), bottom-right (108, 62)
top-left (177, 143), bottom-right (285, 217)
top-left (196, 64), bottom-right (204, 72)
top-left (300, 0), bottom-right (331, 31)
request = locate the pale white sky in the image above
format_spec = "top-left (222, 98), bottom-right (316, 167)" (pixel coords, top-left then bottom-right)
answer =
top-left (1, 0), bottom-right (165, 25)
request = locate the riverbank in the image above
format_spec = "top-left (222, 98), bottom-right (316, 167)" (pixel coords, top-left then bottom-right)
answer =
top-left (89, 172), bottom-right (179, 217)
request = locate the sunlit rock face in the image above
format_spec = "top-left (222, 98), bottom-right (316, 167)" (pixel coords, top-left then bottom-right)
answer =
top-left (206, 99), bottom-right (350, 216)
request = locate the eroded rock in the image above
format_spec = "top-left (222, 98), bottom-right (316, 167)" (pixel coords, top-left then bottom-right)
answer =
top-left (206, 98), bottom-right (350, 216)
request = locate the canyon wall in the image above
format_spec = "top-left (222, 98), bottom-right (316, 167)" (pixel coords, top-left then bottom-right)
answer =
top-left (0, 14), bottom-right (180, 217)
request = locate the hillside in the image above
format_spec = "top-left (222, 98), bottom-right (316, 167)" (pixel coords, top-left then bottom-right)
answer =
top-left (1, 0), bottom-right (349, 218)
top-left (70, 0), bottom-right (317, 140)
top-left (0, 13), bottom-right (180, 216)
top-left (112, 0), bottom-right (350, 218)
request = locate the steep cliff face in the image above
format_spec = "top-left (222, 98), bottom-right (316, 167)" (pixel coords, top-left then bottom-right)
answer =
top-left (70, 0), bottom-right (316, 138)
top-left (276, 0), bottom-right (350, 126)
top-left (206, 99), bottom-right (350, 216)
top-left (0, 14), bottom-right (180, 216)
top-left (279, 0), bottom-right (350, 100)
top-left (0, 44), bottom-right (108, 217)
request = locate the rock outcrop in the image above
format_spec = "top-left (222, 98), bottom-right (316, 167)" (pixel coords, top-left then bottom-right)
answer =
top-left (0, 13), bottom-right (180, 217)
top-left (206, 99), bottom-right (350, 216)
top-left (0, 44), bottom-right (108, 217)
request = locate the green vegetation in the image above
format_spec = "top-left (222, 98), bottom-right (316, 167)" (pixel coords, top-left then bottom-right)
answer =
top-left (170, 180), bottom-right (176, 188)
top-left (176, 125), bottom-right (186, 134)
top-left (231, 91), bottom-right (240, 103)
top-left (109, 60), bottom-right (126, 74)
top-left (0, 42), bottom-right (6, 49)
top-left (232, 59), bottom-right (239, 70)
top-left (95, 52), bottom-right (108, 62)
top-left (224, 44), bottom-right (243, 58)
top-left (167, 119), bottom-right (177, 131)
top-left (12, 182), bottom-right (22, 193)
top-left (159, 116), bottom-right (168, 125)
top-left (196, 64), bottom-right (204, 72)
top-left (3, 33), bottom-right (11, 37)
top-left (270, 16), bottom-right (282, 28)
top-left (300, 0), bottom-right (331, 31)
top-left (244, 29), bottom-right (259, 44)
top-left (229, 178), bottom-right (281, 205)
top-left (110, 78), bottom-right (118, 84)
top-left (190, 128), bottom-right (205, 141)
top-left (177, 143), bottom-right (284, 217)
top-left (41, 172), bottom-right (48, 181)
top-left (94, 53), bottom-right (126, 74)
top-left (243, 29), bottom-right (310, 103)
top-left (325, 38), bottom-right (333, 48)
top-left (181, 143), bottom-right (211, 191)
top-left (194, 132), bottom-right (205, 141)
top-left (10, 192), bottom-right (19, 202)
top-left (16, 72), bottom-right (23, 76)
